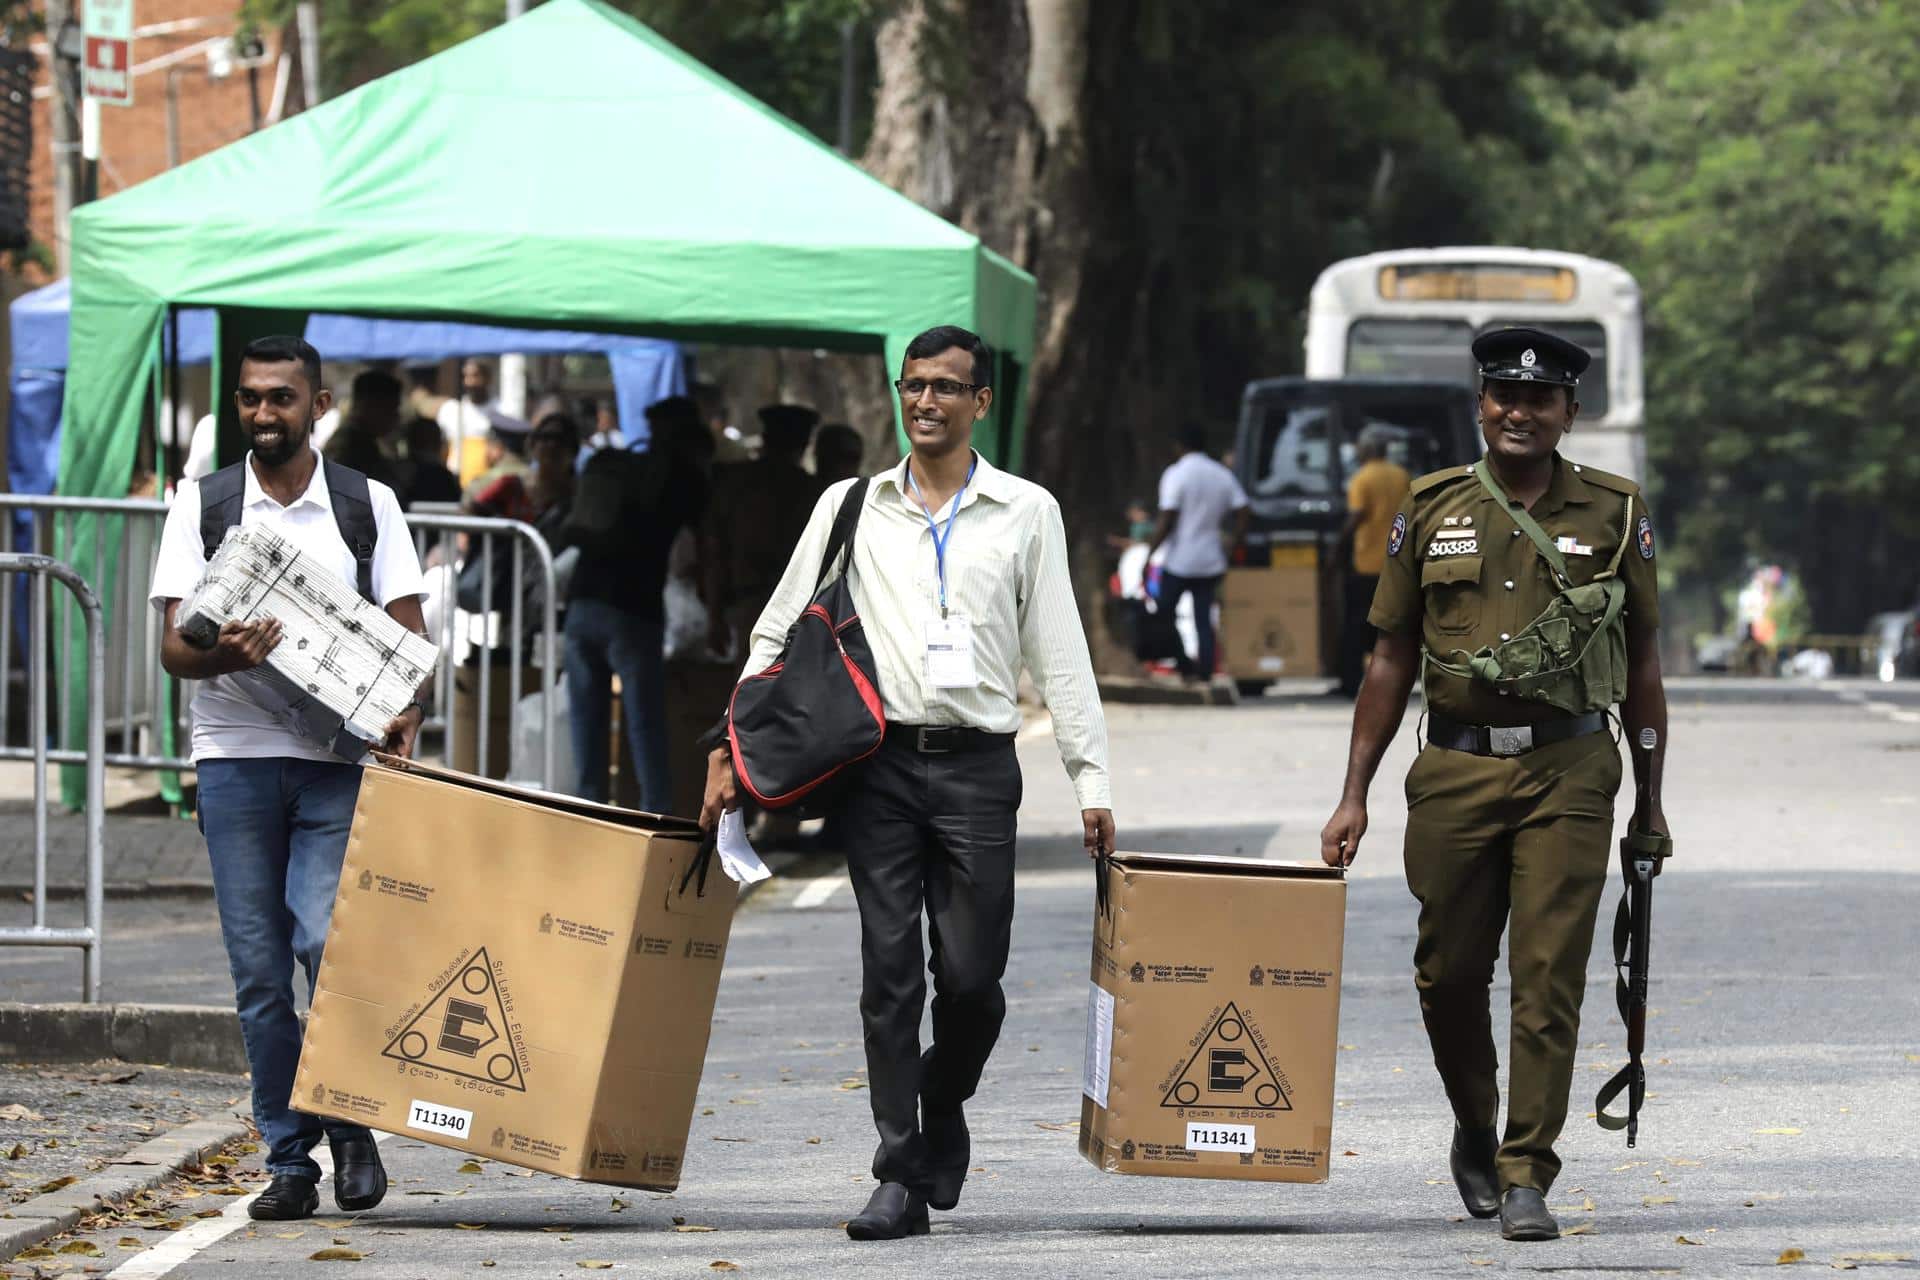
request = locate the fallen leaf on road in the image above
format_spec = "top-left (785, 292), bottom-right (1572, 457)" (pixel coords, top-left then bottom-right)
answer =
top-left (1583, 1197), bottom-right (1597, 1212)
top-left (1644, 1195), bottom-right (1677, 1206)
top-left (1614, 1161), bottom-right (1647, 1172)
top-left (1677, 1235), bottom-right (1705, 1245)
top-left (539, 1225), bottom-right (574, 1233)
top-left (1467, 1258), bottom-right (1493, 1267)
top-left (672, 1216), bottom-right (686, 1226)
top-left (58, 1241), bottom-right (104, 1256)
top-left (455, 1223), bottom-right (488, 1231)
top-left (1034, 1121), bottom-right (1078, 1133)
top-left (15, 1247), bottom-right (55, 1259)
top-left (192, 1209), bottom-right (223, 1219)
top-left (837, 1080), bottom-right (867, 1091)
top-left (1564, 1222), bottom-right (1594, 1236)
top-left (1342, 1149), bottom-right (1359, 1157)
top-left (701, 1108), bottom-right (716, 1116)
top-left (204, 1155), bottom-right (237, 1167)
top-left (457, 1161), bottom-right (486, 1174)
top-left (117, 1237), bottom-right (143, 1248)
top-left (711, 1264), bottom-right (741, 1272)
top-left (273, 1232), bottom-right (304, 1240)
top-left (309, 1247), bottom-right (365, 1260)
top-left (0, 1104), bottom-right (42, 1122)
top-left (39, 1175), bottom-right (78, 1192)
top-left (498, 1166), bottom-right (536, 1177)
top-left (482, 1262), bottom-right (495, 1268)
top-left (578, 1263), bottom-right (614, 1271)
top-left (805, 1137), bottom-right (822, 1145)
top-left (5, 1141), bottom-right (26, 1159)
top-left (610, 1198), bottom-right (630, 1212)
top-left (673, 1224), bottom-right (717, 1233)
top-left (333, 1236), bottom-right (352, 1245)
top-left (1754, 1128), bottom-right (1802, 1136)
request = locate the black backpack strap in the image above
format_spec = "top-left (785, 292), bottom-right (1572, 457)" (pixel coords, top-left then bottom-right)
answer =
top-left (813, 477), bottom-right (870, 591)
top-left (321, 458), bottom-right (379, 604)
top-left (197, 463), bottom-right (248, 563)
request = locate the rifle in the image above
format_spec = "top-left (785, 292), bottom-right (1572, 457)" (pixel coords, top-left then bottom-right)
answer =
top-left (1594, 823), bottom-right (1673, 1145)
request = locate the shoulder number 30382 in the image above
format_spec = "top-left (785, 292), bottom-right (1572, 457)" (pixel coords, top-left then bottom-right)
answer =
top-left (1185, 1122), bottom-right (1254, 1152)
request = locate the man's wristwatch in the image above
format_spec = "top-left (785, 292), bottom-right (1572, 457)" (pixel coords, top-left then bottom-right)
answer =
top-left (402, 698), bottom-right (428, 720)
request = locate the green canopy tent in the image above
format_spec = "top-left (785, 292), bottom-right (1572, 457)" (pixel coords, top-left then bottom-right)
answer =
top-left (55, 0), bottom-right (1035, 803)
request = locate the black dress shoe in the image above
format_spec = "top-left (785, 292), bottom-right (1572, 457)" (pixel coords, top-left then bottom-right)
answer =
top-left (329, 1131), bottom-right (388, 1212)
top-left (248, 1173), bottom-right (319, 1221)
top-left (844, 1182), bottom-right (929, 1241)
top-left (1500, 1186), bottom-right (1560, 1241)
top-left (1450, 1124), bottom-right (1500, 1219)
top-left (924, 1106), bottom-right (970, 1211)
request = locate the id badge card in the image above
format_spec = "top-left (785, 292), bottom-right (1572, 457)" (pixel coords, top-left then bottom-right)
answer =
top-left (925, 615), bottom-right (980, 689)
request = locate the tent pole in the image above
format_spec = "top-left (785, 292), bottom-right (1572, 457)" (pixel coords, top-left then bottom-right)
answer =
top-left (166, 308), bottom-right (182, 489)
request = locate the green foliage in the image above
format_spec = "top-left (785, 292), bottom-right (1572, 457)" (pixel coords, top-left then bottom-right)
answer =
top-left (240, 0), bottom-right (877, 146)
top-left (1506, 0), bottom-right (1920, 629)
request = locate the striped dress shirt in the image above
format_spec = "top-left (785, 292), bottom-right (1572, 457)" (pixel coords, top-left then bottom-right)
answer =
top-left (742, 453), bottom-right (1112, 811)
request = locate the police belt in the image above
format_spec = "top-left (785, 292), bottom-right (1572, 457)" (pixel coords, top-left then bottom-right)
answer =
top-left (891, 724), bottom-right (1017, 755)
top-left (1426, 710), bottom-right (1607, 758)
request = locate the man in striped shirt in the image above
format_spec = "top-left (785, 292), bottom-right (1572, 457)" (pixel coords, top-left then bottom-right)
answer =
top-left (701, 325), bottom-right (1115, 1241)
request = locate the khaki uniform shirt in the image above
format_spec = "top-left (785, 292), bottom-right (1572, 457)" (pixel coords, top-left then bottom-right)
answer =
top-left (1368, 453), bottom-right (1659, 726)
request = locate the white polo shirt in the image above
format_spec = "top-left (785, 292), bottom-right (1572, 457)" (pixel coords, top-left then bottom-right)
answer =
top-left (1157, 451), bottom-right (1249, 578)
top-left (149, 451), bottom-right (426, 764)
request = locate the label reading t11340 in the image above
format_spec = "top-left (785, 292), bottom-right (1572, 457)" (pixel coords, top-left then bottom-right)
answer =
top-left (1185, 1122), bottom-right (1254, 1152)
top-left (407, 1099), bottom-right (473, 1139)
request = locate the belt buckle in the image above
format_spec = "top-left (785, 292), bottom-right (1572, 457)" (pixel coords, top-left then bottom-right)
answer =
top-left (1488, 725), bottom-right (1534, 757)
top-left (916, 727), bottom-right (950, 754)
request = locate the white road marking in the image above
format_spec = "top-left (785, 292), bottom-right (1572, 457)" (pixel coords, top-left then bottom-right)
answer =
top-left (107, 1133), bottom-right (393, 1279)
top-left (792, 875), bottom-right (847, 909)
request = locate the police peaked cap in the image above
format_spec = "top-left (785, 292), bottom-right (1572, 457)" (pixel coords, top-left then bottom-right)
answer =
top-left (1472, 326), bottom-right (1592, 389)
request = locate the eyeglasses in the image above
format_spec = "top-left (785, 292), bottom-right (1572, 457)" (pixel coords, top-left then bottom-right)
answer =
top-left (894, 378), bottom-right (983, 400)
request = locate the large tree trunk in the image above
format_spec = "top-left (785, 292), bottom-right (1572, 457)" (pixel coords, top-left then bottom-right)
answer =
top-left (862, 0), bottom-right (1177, 670)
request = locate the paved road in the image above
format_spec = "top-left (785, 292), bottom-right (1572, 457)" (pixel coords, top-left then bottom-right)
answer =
top-left (10, 683), bottom-right (1920, 1275)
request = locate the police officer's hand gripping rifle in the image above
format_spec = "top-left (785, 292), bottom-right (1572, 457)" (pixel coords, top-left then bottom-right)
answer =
top-left (1595, 729), bottom-right (1672, 1147)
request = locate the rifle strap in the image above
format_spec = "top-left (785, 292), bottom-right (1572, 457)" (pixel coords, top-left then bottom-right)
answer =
top-left (1594, 829), bottom-right (1673, 1139)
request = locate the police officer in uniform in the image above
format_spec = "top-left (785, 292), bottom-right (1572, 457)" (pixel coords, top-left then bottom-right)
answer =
top-left (1319, 327), bottom-right (1671, 1241)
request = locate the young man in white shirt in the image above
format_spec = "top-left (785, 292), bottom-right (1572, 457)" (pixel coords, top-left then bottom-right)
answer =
top-left (149, 336), bottom-right (429, 1222)
top-left (700, 325), bottom-right (1115, 1241)
top-left (1150, 424), bottom-right (1250, 681)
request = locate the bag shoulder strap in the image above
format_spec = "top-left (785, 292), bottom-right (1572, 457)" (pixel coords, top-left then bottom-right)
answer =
top-left (197, 462), bottom-right (248, 563)
top-left (321, 458), bottom-right (379, 604)
top-left (1601, 493), bottom-right (1635, 579)
top-left (1474, 460), bottom-right (1571, 583)
top-left (814, 477), bottom-right (871, 590)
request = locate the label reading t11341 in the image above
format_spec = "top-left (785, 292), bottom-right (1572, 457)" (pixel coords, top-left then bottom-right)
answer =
top-left (1185, 1122), bottom-right (1254, 1152)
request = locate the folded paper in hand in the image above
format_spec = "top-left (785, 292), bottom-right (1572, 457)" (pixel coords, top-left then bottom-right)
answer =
top-left (716, 808), bottom-right (771, 885)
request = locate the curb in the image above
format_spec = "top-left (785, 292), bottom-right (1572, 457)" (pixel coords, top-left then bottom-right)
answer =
top-left (1096, 676), bottom-right (1237, 706)
top-left (0, 1114), bottom-right (252, 1262)
top-left (0, 1003), bottom-right (246, 1075)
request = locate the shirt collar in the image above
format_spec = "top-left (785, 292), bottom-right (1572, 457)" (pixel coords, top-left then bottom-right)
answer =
top-left (1471, 453), bottom-right (1592, 517)
top-left (877, 449), bottom-right (1016, 508)
top-left (243, 448), bottom-right (333, 514)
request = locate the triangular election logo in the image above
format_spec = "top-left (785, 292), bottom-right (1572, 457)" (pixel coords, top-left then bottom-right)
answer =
top-left (380, 947), bottom-right (525, 1092)
top-left (1160, 1001), bottom-right (1291, 1111)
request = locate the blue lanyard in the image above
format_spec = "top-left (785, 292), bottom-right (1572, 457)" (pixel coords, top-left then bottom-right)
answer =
top-left (904, 455), bottom-right (977, 618)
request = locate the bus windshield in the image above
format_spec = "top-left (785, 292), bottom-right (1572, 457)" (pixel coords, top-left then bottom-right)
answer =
top-left (1345, 317), bottom-right (1610, 416)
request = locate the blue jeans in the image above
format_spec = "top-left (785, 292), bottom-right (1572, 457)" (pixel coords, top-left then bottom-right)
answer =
top-left (197, 758), bottom-right (368, 1179)
top-left (564, 598), bottom-right (670, 810)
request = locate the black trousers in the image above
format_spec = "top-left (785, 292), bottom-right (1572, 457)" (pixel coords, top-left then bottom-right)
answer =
top-left (834, 734), bottom-right (1022, 1190)
top-left (1339, 571), bottom-right (1380, 695)
top-left (1159, 572), bottom-right (1222, 678)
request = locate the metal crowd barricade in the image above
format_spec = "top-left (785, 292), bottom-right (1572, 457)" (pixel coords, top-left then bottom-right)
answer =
top-left (402, 512), bottom-right (560, 790)
top-left (0, 556), bottom-right (107, 1002)
top-left (0, 493), bottom-right (183, 772)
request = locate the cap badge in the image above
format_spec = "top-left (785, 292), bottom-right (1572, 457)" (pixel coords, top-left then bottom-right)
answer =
top-left (1520, 348), bottom-right (1538, 368)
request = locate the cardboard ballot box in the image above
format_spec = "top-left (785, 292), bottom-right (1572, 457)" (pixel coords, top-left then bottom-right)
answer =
top-left (292, 757), bottom-right (735, 1190)
top-left (178, 525), bottom-right (438, 759)
top-left (1080, 852), bottom-right (1346, 1183)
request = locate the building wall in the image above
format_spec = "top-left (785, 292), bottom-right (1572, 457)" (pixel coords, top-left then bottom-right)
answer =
top-left (28, 1), bottom-right (288, 281)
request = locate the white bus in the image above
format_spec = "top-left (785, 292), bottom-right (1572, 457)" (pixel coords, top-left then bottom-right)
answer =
top-left (1304, 247), bottom-right (1646, 480)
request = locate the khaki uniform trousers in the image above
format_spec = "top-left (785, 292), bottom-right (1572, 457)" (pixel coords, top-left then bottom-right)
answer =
top-left (1402, 729), bottom-right (1622, 1194)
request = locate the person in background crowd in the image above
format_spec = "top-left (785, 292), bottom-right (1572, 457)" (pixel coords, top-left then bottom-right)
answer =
top-left (695, 379), bottom-right (752, 463)
top-left (459, 419), bottom-right (532, 512)
top-left (815, 421), bottom-right (866, 486)
top-left (702, 404), bottom-right (823, 661)
top-left (564, 396), bottom-right (710, 808)
top-left (1149, 424), bottom-right (1249, 683)
top-left (400, 417), bottom-right (461, 511)
top-left (148, 335), bottom-right (428, 1223)
top-left (322, 369), bottom-right (404, 492)
top-left (438, 358), bottom-right (530, 480)
top-left (1335, 424), bottom-right (1412, 697)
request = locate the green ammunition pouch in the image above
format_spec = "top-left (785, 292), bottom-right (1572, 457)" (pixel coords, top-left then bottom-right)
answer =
top-left (1425, 462), bottom-right (1634, 715)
